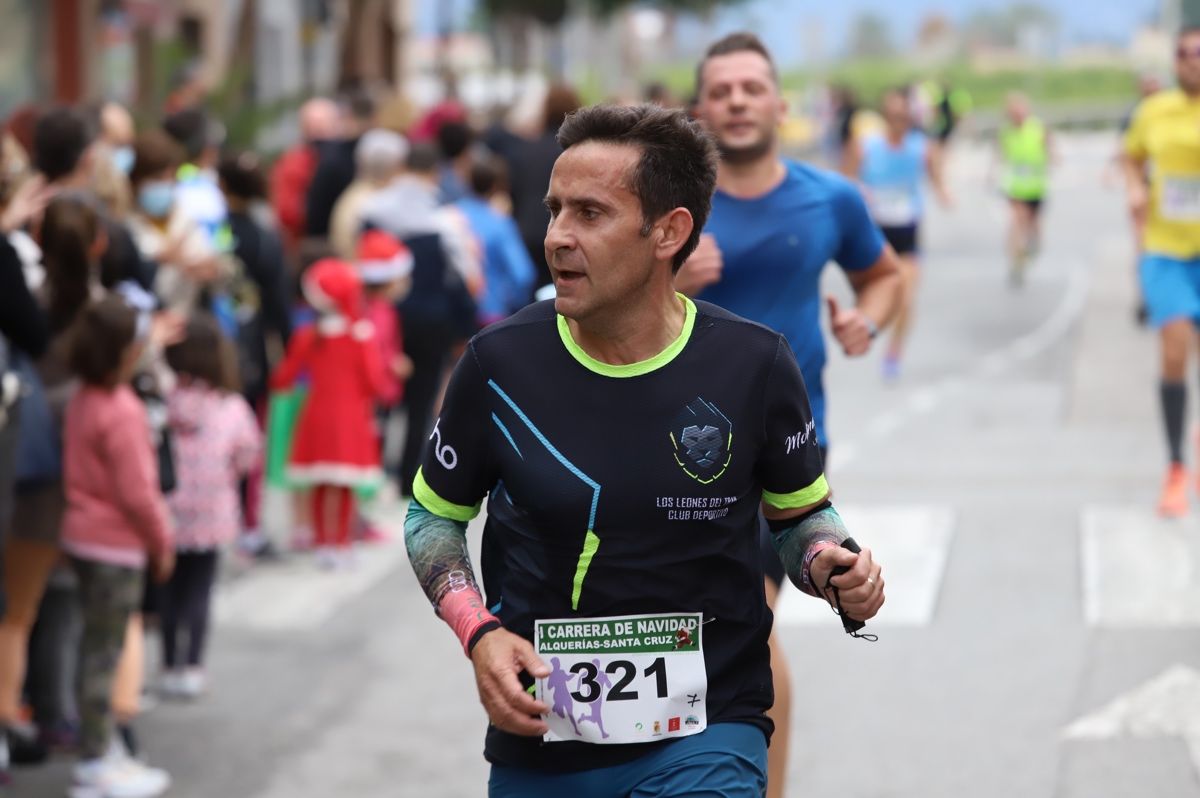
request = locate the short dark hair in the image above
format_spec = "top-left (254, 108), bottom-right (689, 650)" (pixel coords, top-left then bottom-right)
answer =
top-left (69, 296), bottom-right (138, 388)
top-left (436, 121), bottom-right (473, 160)
top-left (557, 104), bottom-right (718, 272)
top-left (344, 89), bottom-right (377, 125)
top-left (130, 129), bottom-right (183, 187)
top-left (165, 312), bottom-right (240, 393)
top-left (406, 141), bottom-right (440, 174)
top-left (695, 32), bottom-right (778, 94)
top-left (162, 108), bottom-right (223, 162)
top-left (643, 81), bottom-right (671, 105)
top-left (543, 84), bottom-right (582, 133)
top-left (217, 150), bottom-right (267, 199)
top-left (33, 107), bottom-right (95, 182)
top-left (469, 153), bottom-right (506, 197)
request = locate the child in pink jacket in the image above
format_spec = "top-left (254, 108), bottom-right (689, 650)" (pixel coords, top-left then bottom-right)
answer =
top-left (61, 296), bottom-right (173, 798)
top-left (161, 314), bottom-right (261, 698)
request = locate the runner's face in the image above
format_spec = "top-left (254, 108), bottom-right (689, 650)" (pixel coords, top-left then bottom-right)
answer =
top-left (695, 51), bottom-right (784, 165)
top-left (544, 142), bottom-right (659, 322)
top-left (1177, 34), bottom-right (1200, 94)
top-left (1006, 98), bottom-right (1027, 125)
top-left (882, 94), bottom-right (910, 133)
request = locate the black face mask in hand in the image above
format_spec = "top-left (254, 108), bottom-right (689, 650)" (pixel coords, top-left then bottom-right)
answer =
top-left (823, 538), bottom-right (879, 643)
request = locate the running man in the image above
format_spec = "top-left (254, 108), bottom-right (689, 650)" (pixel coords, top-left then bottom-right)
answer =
top-left (679, 32), bottom-right (902, 798)
top-left (1118, 73), bottom-right (1164, 326)
top-left (997, 92), bottom-right (1052, 286)
top-left (844, 86), bottom-right (953, 379)
top-left (404, 103), bottom-right (885, 798)
top-left (1123, 27), bottom-right (1200, 517)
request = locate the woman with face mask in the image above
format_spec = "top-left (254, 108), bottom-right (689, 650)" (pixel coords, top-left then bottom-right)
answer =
top-left (126, 129), bottom-right (229, 318)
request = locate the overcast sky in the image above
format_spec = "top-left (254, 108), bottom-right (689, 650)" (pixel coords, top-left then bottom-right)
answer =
top-left (416, 0), bottom-right (1163, 65)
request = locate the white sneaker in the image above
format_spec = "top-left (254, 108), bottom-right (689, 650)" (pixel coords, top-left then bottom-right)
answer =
top-left (178, 668), bottom-right (207, 699)
top-left (315, 547), bottom-right (337, 570)
top-left (158, 670), bottom-right (184, 699)
top-left (72, 748), bottom-right (170, 798)
top-left (335, 547), bottom-right (357, 570)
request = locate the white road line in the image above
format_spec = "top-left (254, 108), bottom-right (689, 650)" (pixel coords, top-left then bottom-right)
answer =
top-left (775, 504), bottom-right (954, 627)
top-left (1079, 506), bottom-right (1200, 628)
top-left (1082, 506), bottom-right (1200, 627)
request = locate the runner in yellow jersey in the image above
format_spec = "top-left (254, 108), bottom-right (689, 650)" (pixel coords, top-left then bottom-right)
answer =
top-left (998, 92), bottom-right (1052, 286)
top-left (1123, 27), bottom-right (1200, 517)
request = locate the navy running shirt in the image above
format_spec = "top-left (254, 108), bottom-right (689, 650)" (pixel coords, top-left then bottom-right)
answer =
top-left (415, 297), bottom-right (828, 772)
top-left (698, 160), bottom-right (884, 446)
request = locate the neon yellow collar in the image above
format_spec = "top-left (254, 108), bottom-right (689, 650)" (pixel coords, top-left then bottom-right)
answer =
top-left (557, 294), bottom-right (696, 378)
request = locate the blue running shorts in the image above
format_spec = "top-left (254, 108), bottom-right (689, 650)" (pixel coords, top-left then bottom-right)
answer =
top-left (488, 722), bottom-right (768, 798)
top-left (1141, 253), bottom-right (1200, 328)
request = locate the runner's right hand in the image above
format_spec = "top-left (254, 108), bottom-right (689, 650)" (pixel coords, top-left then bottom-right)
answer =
top-left (1127, 182), bottom-right (1149, 225)
top-left (470, 627), bottom-right (551, 736)
top-left (674, 233), bottom-right (723, 296)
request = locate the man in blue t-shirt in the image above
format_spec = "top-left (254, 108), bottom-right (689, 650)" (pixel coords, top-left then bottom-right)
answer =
top-left (678, 32), bottom-right (903, 798)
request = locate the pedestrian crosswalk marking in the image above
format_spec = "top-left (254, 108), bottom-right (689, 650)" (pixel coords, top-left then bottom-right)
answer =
top-left (774, 505), bottom-right (954, 627)
top-left (1081, 506), bottom-right (1200, 627)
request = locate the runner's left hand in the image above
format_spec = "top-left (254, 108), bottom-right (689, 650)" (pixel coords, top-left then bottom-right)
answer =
top-left (811, 545), bottom-right (884, 622)
top-left (827, 296), bottom-right (874, 356)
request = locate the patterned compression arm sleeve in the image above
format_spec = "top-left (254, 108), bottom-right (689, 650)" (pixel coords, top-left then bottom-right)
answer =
top-left (770, 504), bottom-right (850, 598)
top-left (404, 499), bottom-right (500, 656)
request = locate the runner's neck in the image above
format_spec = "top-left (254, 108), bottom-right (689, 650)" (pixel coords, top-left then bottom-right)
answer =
top-left (716, 156), bottom-right (787, 200)
top-left (566, 287), bottom-right (687, 368)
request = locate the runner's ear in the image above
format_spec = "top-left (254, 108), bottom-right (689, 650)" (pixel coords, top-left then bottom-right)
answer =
top-left (654, 207), bottom-right (694, 265)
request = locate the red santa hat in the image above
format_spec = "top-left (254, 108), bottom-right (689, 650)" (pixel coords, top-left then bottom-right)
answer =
top-left (302, 257), bottom-right (365, 329)
top-left (356, 230), bottom-right (414, 285)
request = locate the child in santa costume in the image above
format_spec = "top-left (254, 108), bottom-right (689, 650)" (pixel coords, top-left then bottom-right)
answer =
top-left (356, 230), bottom-right (414, 410)
top-left (270, 258), bottom-right (389, 567)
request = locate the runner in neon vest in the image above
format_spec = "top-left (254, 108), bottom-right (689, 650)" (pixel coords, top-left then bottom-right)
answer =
top-left (996, 92), bottom-right (1052, 286)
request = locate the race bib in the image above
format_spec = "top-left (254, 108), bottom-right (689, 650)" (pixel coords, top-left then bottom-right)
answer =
top-left (872, 187), bottom-right (917, 227)
top-left (535, 612), bottom-right (707, 745)
top-left (1008, 163), bottom-right (1042, 178)
top-left (1161, 176), bottom-right (1200, 221)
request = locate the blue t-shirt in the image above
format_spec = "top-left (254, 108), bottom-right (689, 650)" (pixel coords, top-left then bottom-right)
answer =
top-left (457, 197), bottom-right (537, 321)
top-left (860, 130), bottom-right (928, 228)
top-left (699, 160), bottom-right (884, 446)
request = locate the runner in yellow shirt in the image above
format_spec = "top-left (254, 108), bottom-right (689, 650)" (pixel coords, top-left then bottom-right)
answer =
top-left (1123, 27), bottom-right (1200, 516)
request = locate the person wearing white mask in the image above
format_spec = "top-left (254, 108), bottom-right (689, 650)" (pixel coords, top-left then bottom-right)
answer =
top-left (125, 129), bottom-right (228, 318)
top-left (99, 102), bottom-right (136, 177)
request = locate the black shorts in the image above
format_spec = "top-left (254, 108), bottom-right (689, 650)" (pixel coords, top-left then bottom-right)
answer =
top-left (1009, 197), bottom-right (1043, 216)
top-left (761, 445), bottom-right (828, 589)
top-left (881, 224), bottom-right (920, 256)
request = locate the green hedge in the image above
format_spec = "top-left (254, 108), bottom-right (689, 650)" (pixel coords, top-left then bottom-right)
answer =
top-left (640, 59), bottom-right (1138, 111)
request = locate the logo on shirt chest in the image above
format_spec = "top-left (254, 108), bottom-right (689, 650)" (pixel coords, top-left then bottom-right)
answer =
top-left (669, 397), bottom-right (732, 484)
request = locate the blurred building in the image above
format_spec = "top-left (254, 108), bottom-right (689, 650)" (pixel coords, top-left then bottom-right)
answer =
top-left (0, 0), bottom-right (424, 148)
